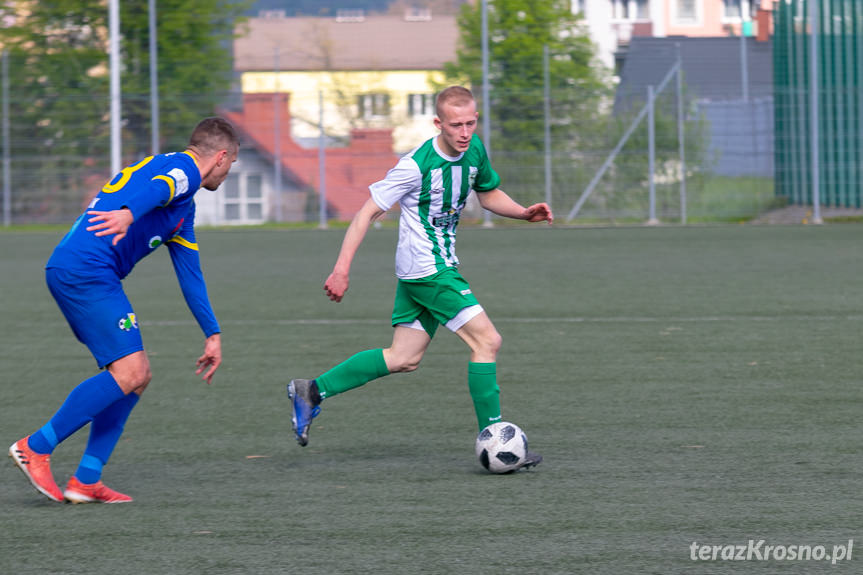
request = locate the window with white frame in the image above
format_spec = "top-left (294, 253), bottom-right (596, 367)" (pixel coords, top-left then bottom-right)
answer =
top-left (336, 9), bottom-right (364, 22)
top-left (221, 172), bottom-right (265, 223)
top-left (722, 0), bottom-right (755, 20)
top-left (612, 0), bottom-right (649, 20)
top-left (245, 173), bottom-right (263, 220)
top-left (358, 93), bottom-right (390, 119)
top-left (674, 0), bottom-right (700, 24)
top-left (407, 93), bottom-right (435, 117)
top-left (404, 7), bottom-right (431, 21)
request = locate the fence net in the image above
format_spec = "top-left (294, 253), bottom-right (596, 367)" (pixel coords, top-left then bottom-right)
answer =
top-left (1, 17), bottom-right (855, 226)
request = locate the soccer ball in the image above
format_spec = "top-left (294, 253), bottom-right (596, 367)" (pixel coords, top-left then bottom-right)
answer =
top-left (475, 421), bottom-right (529, 474)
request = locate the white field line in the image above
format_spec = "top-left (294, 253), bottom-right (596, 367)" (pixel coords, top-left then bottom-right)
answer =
top-left (141, 315), bottom-right (863, 327)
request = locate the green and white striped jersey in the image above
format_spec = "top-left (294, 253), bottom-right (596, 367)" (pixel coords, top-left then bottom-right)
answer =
top-left (370, 134), bottom-right (500, 279)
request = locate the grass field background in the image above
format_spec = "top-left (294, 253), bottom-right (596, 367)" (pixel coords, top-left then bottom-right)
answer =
top-left (1, 224), bottom-right (862, 574)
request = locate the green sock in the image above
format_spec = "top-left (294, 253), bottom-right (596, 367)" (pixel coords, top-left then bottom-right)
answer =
top-left (468, 362), bottom-right (502, 431)
top-left (316, 349), bottom-right (390, 399)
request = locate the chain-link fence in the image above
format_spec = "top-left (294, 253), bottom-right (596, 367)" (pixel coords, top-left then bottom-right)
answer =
top-left (0, 34), bottom-right (809, 226)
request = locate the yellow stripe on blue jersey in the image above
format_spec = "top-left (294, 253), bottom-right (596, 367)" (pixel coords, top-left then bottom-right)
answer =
top-left (152, 175), bottom-right (176, 205)
top-left (168, 235), bottom-right (198, 251)
top-left (102, 156), bottom-right (154, 194)
top-left (183, 150), bottom-right (200, 168)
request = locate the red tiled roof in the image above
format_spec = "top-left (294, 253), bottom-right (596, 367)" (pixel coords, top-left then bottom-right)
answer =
top-left (222, 93), bottom-right (398, 220)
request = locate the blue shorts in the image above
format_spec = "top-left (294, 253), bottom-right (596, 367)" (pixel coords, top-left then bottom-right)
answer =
top-left (46, 267), bottom-right (144, 368)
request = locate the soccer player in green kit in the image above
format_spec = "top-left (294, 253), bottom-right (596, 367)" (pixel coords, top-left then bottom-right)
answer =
top-left (288, 86), bottom-right (552, 468)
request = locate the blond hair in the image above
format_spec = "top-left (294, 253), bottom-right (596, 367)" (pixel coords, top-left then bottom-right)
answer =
top-left (435, 86), bottom-right (475, 119)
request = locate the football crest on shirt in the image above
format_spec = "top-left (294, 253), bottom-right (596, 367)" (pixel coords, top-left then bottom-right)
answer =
top-left (118, 313), bottom-right (138, 332)
top-left (148, 235), bottom-right (162, 249)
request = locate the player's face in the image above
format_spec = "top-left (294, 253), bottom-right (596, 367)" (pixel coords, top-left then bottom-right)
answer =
top-left (203, 148), bottom-right (238, 191)
top-left (435, 101), bottom-right (478, 156)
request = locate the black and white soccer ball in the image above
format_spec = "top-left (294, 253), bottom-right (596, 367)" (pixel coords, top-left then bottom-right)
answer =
top-left (475, 421), bottom-right (529, 474)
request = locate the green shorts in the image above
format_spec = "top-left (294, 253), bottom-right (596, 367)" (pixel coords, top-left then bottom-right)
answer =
top-left (391, 267), bottom-right (483, 337)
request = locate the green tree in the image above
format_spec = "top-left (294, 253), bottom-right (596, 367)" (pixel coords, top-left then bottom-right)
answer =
top-left (0, 1), bottom-right (110, 220)
top-left (439, 1), bottom-right (708, 221)
top-left (121, 0), bottom-right (252, 157)
top-left (438, 0), bottom-right (612, 205)
top-left (0, 0), bottom-right (249, 221)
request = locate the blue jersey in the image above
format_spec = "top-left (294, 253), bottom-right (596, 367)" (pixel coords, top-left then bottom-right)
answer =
top-left (47, 151), bottom-right (220, 337)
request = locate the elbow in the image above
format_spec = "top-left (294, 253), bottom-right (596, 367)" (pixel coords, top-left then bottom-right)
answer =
top-left (357, 199), bottom-right (385, 224)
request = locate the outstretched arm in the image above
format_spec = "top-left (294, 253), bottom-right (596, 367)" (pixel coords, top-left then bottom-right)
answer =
top-left (324, 197), bottom-right (387, 302)
top-left (167, 215), bottom-right (223, 384)
top-left (477, 188), bottom-right (553, 224)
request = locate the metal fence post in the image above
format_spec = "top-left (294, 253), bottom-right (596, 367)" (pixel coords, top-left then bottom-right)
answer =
top-left (149, 0), bottom-right (159, 155)
top-left (2, 50), bottom-right (9, 228)
top-left (319, 89), bottom-right (327, 229)
top-left (273, 47), bottom-right (283, 223)
top-left (109, 0), bottom-right (121, 175)
top-left (809, 0), bottom-right (822, 223)
top-left (543, 44), bottom-right (552, 210)
top-left (647, 85), bottom-right (658, 225)
top-left (676, 44), bottom-right (686, 225)
top-left (481, 0), bottom-right (493, 227)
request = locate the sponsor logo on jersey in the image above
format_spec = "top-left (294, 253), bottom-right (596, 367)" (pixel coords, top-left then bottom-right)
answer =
top-left (460, 289), bottom-right (472, 296)
top-left (148, 236), bottom-right (162, 249)
top-left (432, 208), bottom-right (460, 228)
top-left (118, 313), bottom-right (138, 332)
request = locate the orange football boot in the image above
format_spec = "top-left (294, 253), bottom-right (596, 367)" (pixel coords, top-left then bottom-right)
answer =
top-left (8, 436), bottom-right (64, 502)
top-left (64, 476), bottom-right (133, 504)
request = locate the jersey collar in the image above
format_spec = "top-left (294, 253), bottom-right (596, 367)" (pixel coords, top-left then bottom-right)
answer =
top-left (433, 136), bottom-right (464, 162)
top-left (182, 150), bottom-right (201, 169)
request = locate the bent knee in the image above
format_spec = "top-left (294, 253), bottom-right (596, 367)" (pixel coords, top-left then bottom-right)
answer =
top-left (109, 362), bottom-right (152, 393)
top-left (385, 354), bottom-right (423, 374)
top-left (137, 366), bottom-right (153, 388)
top-left (390, 360), bottom-right (421, 373)
top-left (477, 331), bottom-right (502, 358)
top-left (488, 332), bottom-right (503, 354)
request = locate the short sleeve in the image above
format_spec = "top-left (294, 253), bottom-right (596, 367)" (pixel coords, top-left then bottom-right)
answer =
top-left (369, 156), bottom-right (422, 211)
top-left (472, 141), bottom-right (501, 192)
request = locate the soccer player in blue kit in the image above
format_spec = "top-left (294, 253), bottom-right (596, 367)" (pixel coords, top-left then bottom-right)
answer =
top-left (9, 117), bottom-right (239, 503)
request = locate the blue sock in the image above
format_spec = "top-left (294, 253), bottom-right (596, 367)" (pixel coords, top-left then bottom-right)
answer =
top-left (28, 371), bottom-right (126, 455)
top-left (75, 392), bottom-right (140, 484)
